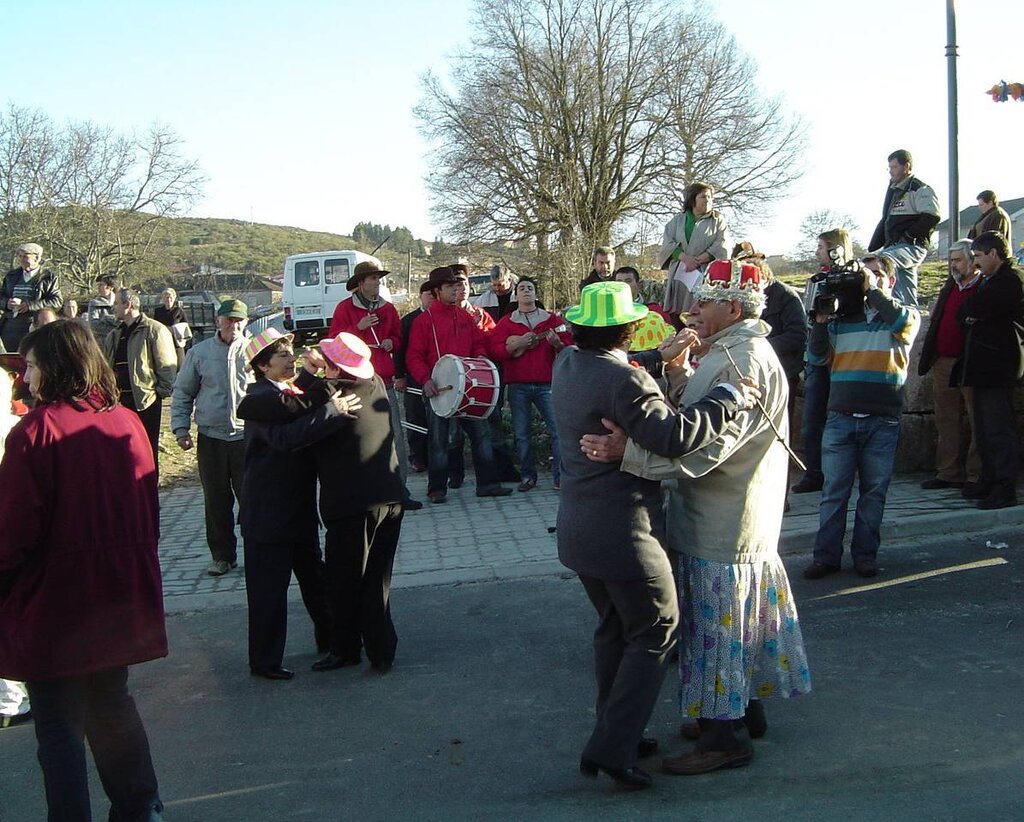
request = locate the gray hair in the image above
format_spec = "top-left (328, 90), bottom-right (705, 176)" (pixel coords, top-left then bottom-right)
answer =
top-left (949, 240), bottom-right (974, 260)
top-left (116, 287), bottom-right (142, 311)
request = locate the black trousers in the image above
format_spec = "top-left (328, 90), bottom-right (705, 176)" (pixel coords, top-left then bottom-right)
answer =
top-left (134, 398), bottom-right (163, 480)
top-left (244, 538), bottom-right (331, 670)
top-left (403, 380), bottom-right (428, 468)
top-left (578, 573), bottom-right (679, 769)
top-left (972, 386), bottom-right (1019, 490)
top-left (27, 666), bottom-right (161, 821)
top-left (196, 434), bottom-right (246, 564)
top-left (324, 504), bottom-right (404, 664)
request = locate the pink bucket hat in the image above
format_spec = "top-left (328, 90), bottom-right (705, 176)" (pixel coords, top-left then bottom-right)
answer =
top-left (319, 332), bottom-right (375, 379)
top-left (243, 327), bottom-right (293, 365)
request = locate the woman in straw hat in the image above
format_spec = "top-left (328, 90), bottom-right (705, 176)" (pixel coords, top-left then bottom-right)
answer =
top-left (552, 281), bottom-right (758, 791)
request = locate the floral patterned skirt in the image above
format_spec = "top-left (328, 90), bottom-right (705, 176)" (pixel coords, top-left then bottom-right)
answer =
top-left (677, 553), bottom-right (811, 720)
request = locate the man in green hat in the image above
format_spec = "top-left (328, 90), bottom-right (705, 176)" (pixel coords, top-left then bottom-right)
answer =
top-left (170, 297), bottom-right (253, 576)
top-left (552, 280), bottom-right (756, 791)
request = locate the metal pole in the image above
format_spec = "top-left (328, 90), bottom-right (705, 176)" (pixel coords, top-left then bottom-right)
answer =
top-left (946, 0), bottom-right (960, 244)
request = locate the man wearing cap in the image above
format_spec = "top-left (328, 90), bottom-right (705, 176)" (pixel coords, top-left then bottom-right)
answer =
top-left (235, 329), bottom-right (357, 680)
top-left (406, 267), bottom-right (512, 502)
top-left (170, 298), bottom-right (253, 576)
top-left (327, 261), bottom-right (421, 510)
top-left (101, 287), bottom-right (178, 470)
top-left (0, 243), bottom-right (62, 353)
top-left (581, 261), bottom-right (811, 776)
top-left (394, 281), bottom-right (434, 472)
top-left (552, 280), bottom-right (756, 791)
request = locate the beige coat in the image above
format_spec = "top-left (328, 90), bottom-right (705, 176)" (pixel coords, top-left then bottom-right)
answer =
top-left (103, 314), bottom-right (178, 411)
top-left (658, 210), bottom-right (730, 315)
top-left (621, 319), bottom-right (789, 564)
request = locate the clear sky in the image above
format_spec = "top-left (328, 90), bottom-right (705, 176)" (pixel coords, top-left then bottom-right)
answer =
top-left (4, 0), bottom-right (1022, 257)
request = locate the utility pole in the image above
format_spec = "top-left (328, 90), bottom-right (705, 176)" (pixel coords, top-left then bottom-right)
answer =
top-left (946, 1), bottom-right (960, 244)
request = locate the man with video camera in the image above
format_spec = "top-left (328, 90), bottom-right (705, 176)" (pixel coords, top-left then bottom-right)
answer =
top-left (803, 251), bottom-right (920, 580)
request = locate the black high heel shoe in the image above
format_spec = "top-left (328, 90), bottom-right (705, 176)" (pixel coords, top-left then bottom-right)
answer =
top-left (579, 758), bottom-right (652, 790)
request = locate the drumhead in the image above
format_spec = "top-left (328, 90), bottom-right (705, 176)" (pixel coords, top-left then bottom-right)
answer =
top-left (429, 355), bottom-right (466, 418)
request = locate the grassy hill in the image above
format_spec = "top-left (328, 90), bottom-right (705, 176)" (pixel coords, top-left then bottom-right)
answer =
top-left (155, 217), bottom-right (358, 277)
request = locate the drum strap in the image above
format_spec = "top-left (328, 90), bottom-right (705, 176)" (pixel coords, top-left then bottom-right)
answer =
top-left (428, 315), bottom-right (442, 363)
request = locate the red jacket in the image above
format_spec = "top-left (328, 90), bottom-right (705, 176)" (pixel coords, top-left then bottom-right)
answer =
top-left (406, 299), bottom-right (489, 386)
top-left (327, 296), bottom-right (402, 382)
top-left (0, 400), bottom-right (166, 681)
top-left (490, 311), bottom-right (572, 383)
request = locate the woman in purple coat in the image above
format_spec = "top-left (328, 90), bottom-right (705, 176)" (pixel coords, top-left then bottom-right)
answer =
top-left (0, 320), bottom-right (166, 821)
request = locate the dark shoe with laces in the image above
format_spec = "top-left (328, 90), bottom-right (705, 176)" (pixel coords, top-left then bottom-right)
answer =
top-left (427, 491), bottom-right (447, 504)
top-left (962, 481), bottom-right (989, 500)
top-left (579, 759), bottom-right (652, 790)
top-left (920, 478), bottom-right (964, 490)
top-left (977, 488), bottom-right (1017, 510)
top-left (790, 475), bottom-right (823, 494)
top-left (803, 562), bottom-right (840, 580)
top-left (250, 665), bottom-right (294, 681)
top-left (311, 653), bottom-right (361, 672)
top-left (853, 557), bottom-right (878, 578)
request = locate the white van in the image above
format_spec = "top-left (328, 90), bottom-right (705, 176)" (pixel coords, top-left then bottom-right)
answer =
top-left (282, 250), bottom-right (392, 343)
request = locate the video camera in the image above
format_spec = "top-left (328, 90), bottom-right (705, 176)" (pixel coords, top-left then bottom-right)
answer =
top-left (811, 246), bottom-right (866, 319)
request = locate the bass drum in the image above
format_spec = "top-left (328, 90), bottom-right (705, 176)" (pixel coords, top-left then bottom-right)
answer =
top-left (429, 355), bottom-right (500, 420)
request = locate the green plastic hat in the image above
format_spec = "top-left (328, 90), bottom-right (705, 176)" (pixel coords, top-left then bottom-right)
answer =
top-left (564, 281), bottom-right (649, 327)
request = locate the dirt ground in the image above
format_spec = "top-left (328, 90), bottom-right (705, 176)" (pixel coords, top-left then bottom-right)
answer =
top-left (158, 404), bottom-right (198, 489)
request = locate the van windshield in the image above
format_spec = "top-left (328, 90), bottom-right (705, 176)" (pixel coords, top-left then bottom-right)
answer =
top-left (295, 261), bottom-right (320, 287)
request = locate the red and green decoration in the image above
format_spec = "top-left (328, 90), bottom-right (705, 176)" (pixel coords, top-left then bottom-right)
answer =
top-left (987, 81), bottom-right (1023, 102)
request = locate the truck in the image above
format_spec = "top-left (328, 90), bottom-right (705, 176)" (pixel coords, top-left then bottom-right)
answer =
top-left (281, 250), bottom-right (393, 344)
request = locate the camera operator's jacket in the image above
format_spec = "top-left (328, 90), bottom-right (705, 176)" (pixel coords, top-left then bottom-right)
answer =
top-left (869, 174), bottom-right (940, 251)
top-left (808, 290), bottom-right (920, 417)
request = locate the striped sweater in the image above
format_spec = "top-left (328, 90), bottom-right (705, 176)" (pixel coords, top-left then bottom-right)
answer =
top-left (808, 289), bottom-right (920, 417)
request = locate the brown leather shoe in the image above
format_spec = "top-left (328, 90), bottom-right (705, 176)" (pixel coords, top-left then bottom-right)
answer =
top-left (662, 747), bottom-right (753, 775)
top-left (679, 722), bottom-right (700, 740)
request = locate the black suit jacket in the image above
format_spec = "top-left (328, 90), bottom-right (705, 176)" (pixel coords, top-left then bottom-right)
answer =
top-left (236, 378), bottom-right (349, 542)
top-left (952, 261), bottom-right (1024, 388)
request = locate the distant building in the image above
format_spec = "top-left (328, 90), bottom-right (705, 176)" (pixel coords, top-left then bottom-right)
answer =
top-left (935, 196), bottom-right (1024, 257)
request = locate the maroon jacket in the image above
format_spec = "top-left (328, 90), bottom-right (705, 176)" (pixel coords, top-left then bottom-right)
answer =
top-left (0, 400), bottom-right (167, 681)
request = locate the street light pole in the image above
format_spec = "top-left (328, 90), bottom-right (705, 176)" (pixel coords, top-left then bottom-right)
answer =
top-left (946, 0), bottom-right (960, 243)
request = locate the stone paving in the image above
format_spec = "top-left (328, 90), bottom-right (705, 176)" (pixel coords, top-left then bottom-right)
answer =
top-left (158, 466), bottom-right (1024, 612)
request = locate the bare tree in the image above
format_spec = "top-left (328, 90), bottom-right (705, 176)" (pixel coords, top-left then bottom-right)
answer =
top-left (0, 104), bottom-right (204, 293)
top-left (794, 208), bottom-right (863, 263)
top-left (416, 0), bottom-right (804, 303)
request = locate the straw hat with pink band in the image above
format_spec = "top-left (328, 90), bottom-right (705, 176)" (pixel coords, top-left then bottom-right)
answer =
top-left (243, 328), bottom-right (293, 365)
top-left (319, 332), bottom-right (376, 379)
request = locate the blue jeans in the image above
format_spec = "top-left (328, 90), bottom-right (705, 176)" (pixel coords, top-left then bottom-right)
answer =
top-left (425, 399), bottom-right (499, 493)
top-left (880, 242), bottom-right (927, 308)
top-left (800, 363), bottom-right (831, 481)
top-left (26, 666), bottom-right (162, 821)
top-left (812, 412), bottom-right (901, 566)
top-left (508, 382), bottom-right (561, 484)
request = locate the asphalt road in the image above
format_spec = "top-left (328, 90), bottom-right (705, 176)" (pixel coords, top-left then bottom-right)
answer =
top-left (1, 529), bottom-right (1021, 821)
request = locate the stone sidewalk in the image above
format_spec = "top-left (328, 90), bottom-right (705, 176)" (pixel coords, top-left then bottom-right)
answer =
top-left (157, 467), bottom-right (1024, 613)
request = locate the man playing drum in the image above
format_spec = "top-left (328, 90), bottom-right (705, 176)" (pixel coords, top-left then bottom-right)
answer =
top-left (405, 267), bottom-right (513, 503)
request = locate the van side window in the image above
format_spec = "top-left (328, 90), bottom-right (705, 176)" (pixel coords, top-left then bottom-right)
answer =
top-left (295, 261), bottom-right (320, 287)
top-left (325, 258), bottom-right (350, 285)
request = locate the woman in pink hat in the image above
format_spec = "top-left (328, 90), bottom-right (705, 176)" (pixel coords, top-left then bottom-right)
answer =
top-left (240, 332), bottom-right (407, 673)
top-left (235, 328), bottom-right (359, 681)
